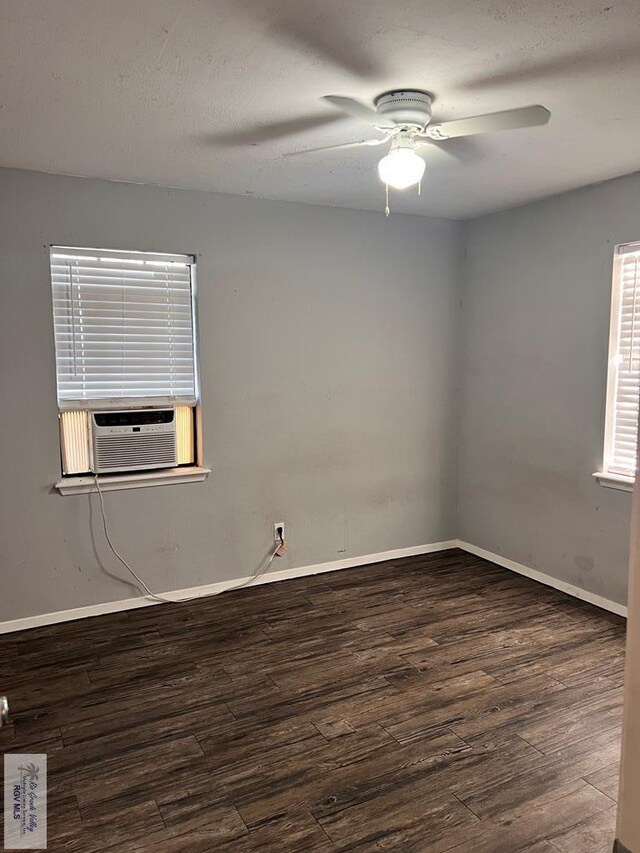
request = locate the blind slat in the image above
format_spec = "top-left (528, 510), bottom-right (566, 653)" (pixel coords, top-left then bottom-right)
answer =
top-left (51, 247), bottom-right (197, 410)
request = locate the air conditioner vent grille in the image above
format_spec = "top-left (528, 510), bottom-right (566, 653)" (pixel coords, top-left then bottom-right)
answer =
top-left (93, 432), bottom-right (177, 472)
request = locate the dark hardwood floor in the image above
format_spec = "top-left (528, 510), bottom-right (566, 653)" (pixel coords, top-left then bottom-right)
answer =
top-left (0, 549), bottom-right (626, 852)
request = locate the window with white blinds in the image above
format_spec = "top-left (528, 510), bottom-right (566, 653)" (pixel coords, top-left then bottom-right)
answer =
top-left (603, 242), bottom-right (640, 480)
top-left (50, 247), bottom-right (198, 410)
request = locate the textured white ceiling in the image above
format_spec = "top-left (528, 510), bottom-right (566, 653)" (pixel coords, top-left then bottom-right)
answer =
top-left (1, 0), bottom-right (639, 218)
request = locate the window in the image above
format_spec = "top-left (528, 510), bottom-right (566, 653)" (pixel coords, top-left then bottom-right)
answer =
top-left (599, 242), bottom-right (640, 488)
top-left (50, 247), bottom-right (201, 480)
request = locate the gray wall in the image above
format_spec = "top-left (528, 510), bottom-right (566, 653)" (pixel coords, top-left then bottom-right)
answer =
top-left (2, 164), bottom-right (637, 624)
top-left (458, 173), bottom-right (640, 607)
top-left (0, 168), bottom-right (461, 622)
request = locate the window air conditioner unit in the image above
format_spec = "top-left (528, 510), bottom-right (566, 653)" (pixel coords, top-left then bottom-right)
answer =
top-left (90, 409), bottom-right (178, 474)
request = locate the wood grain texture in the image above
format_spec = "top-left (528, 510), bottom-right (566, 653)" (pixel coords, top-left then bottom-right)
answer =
top-left (0, 549), bottom-right (624, 851)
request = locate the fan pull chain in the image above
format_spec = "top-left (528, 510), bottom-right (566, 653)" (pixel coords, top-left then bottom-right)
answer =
top-left (418, 179), bottom-right (422, 196)
top-left (384, 184), bottom-right (390, 217)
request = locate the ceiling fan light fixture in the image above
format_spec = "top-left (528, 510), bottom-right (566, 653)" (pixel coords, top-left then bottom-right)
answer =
top-left (377, 147), bottom-right (426, 190)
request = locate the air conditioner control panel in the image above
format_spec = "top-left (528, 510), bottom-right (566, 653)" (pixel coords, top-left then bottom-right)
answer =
top-left (92, 409), bottom-right (175, 435)
top-left (100, 424), bottom-right (171, 435)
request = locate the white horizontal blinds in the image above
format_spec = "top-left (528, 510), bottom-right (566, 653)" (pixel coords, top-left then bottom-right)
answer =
top-left (610, 244), bottom-right (640, 477)
top-left (51, 248), bottom-right (197, 410)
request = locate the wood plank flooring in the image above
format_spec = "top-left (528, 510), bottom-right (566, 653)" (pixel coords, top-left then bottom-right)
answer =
top-left (0, 549), bottom-right (626, 852)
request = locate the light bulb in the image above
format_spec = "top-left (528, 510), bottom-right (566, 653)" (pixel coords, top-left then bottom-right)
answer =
top-left (377, 148), bottom-right (426, 190)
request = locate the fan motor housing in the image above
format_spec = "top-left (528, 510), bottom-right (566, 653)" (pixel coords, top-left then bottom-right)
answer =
top-left (375, 90), bottom-right (433, 127)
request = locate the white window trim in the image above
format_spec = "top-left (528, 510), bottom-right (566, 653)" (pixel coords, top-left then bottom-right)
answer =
top-left (55, 465), bottom-right (211, 495)
top-left (592, 470), bottom-right (634, 493)
top-left (50, 245), bottom-right (205, 488)
top-left (595, 242), bottom-right (640, 491)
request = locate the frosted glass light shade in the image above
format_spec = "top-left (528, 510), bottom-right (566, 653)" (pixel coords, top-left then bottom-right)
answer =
top-left (377, 148), bottom-right (426, 190)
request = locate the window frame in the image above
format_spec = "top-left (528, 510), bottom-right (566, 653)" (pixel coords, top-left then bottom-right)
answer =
top-left (49, 245), bottom-right (209, 492)
top-left (595, 242), bottom-right (640, 493)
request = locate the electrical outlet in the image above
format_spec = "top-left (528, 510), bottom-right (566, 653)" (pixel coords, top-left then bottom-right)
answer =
top-left (274, 522), bottom-right (285, 543)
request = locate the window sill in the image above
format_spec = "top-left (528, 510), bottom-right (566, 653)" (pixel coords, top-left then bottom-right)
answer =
top-left (55, 466), bottom-right (211, 495)
top-left (593, 471), bottom-right (635, 493)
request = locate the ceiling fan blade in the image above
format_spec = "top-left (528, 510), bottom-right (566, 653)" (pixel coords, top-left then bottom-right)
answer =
top-left (427, 105), bottom-right (550, 140)
top-left (285, 137), bottom-right (390, 157)
top-left (415, 140), bottom-right (463, 164)
top-left (323, 96), bottom-right (397, 129)
top-left (416, 136), bottom-right (485, 164)
top-left (207, 113), bottom-right (345, 146)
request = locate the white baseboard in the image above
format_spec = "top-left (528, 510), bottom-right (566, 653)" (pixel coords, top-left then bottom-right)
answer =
top-left (0, 540), bottom-right (458, 635)
top-left (457, 540), bottom-right (628, 618)
top-left (1, 537), bottom-right (625, 635)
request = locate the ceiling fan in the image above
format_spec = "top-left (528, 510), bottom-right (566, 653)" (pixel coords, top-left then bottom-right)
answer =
top-left (287, 90), bottom-right (550, 212)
